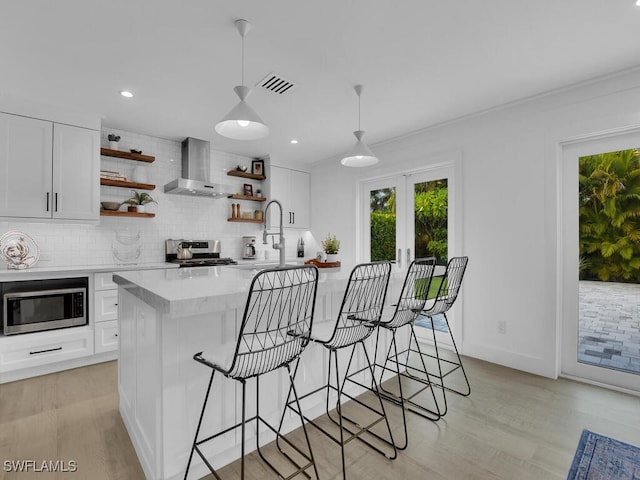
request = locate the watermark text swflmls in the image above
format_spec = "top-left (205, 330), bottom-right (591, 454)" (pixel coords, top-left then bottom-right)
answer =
top-left (4, 460), bottom-right (78, 473)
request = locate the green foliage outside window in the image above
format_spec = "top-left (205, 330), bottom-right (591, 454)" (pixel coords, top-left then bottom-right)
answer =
top-left (370, 181), bottom-right (448, 264)
top-left (579, 149), bottom-right (640, 282)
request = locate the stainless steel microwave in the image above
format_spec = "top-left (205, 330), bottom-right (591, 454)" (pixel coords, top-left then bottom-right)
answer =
top-left (1, 277), bottom-right (88, 335)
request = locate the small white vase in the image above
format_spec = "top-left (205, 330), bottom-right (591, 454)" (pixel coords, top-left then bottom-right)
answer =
top-left (325, 253), bottom-right (339, 263)
top-left (136, 205), bottom-right (145, 213)
top-left (109, 141), bottom-right (119, 150)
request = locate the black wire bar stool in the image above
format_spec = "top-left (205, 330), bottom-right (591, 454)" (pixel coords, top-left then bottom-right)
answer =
top-left (284, 262), bottom-right (395, 480)
top-left (409, 256), bottom-right (470, 417)
top-left (343, 258), bottom-right (441, 451)
top-left (184, 265), bottom-right (320, 480)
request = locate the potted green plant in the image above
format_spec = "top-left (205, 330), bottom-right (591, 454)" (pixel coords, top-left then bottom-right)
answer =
top-left (123, 191), bottom-right (156, 213)
top-left (108, 134), bottom-right (121, 150)
top-left (321, 233), bottom-right (340, 263)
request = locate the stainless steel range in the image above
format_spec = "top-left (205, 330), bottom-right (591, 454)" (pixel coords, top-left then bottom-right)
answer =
top-left (165, 239), bottom-right (237, 267)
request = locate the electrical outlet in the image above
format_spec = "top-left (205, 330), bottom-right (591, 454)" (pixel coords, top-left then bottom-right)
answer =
top-left (497, 320), bottom-right (506, 334)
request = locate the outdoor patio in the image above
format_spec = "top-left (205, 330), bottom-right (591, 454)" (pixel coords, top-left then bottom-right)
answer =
top-left (579, 280), bottom-right (640, 375)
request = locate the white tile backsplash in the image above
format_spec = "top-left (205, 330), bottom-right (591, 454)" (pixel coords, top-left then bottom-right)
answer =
top-left (0, 128), bottom-right (310, 268)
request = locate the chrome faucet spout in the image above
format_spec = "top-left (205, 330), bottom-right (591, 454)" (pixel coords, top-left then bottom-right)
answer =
top-left (263, 199), bottom-right (286, 267)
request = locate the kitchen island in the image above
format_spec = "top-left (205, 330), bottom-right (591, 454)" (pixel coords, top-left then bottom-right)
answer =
top-left (114, 264), bottom-right (404, 480)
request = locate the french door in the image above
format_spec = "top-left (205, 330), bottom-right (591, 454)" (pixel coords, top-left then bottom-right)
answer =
top-left (560, 129), bottom-right (640, 392)
top-left (361, 163), bottom-right (460, 341)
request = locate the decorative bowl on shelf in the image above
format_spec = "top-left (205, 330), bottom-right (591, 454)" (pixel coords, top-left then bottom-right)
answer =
top-left (236, 165), bottom-right (248, 172)
top-left (101, 201), bottom-right (122, 211)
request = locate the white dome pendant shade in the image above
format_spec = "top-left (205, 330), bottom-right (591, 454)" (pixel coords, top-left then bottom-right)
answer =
top-left (341, 85), bottom-right (379, 167)
top-left (342, 130), bottom-right (378, 167)
top-left (215, 19), bottom-right (269, 141)
top-left (215, 86), bottom-right (269, 140)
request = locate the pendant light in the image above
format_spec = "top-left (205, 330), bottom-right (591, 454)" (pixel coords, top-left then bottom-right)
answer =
top-left (341, 85), bottom-right (378, 167)
top-left (215, 19), bottom-right (269, 140)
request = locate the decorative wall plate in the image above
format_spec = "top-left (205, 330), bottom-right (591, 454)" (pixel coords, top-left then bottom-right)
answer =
top-left (0, 231), bottom-right (40, 270)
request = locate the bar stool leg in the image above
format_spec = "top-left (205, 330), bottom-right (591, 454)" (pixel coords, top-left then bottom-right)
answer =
top-left (334, 349), bottom-right (347, 480)
top-left (241, 379), bottom-right (246, 480)
top-left (273, 360), bottom-right (320, 480)
top-left (184, 370), bottom-right (216, 480)
top-left (406, 325), bottom-right (447, 418)
top-left (330, 342), bottom-right (398, 460)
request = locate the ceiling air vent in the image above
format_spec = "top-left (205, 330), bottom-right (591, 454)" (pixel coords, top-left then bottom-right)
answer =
top-left (257, 73), bottom-right (296, 95)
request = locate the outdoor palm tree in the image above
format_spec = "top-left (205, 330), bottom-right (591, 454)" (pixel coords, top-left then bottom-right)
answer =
top-left (579, 148), bottom-right (640, 281)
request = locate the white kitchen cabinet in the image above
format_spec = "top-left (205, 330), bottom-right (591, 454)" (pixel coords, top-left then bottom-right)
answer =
top-left (268, 166), bottom-right (309, 229)
top-left (95, 319), bottom-right (119, 354)
top-left (0, 112), bottom-right (53, 218)
top-left (94, 272), bottom-right (119, 353)
top-left (0, 112), bottom-right (99, 220)
top-left (94, 290), bottom-right (118, 322)
top-left (52, 123), bottom-right (100, 220)
top-left (0, 327), bottom-right (93, 373)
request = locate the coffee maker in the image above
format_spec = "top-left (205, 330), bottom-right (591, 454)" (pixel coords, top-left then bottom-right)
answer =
top-left (242, 236), bottom-right (257, 259)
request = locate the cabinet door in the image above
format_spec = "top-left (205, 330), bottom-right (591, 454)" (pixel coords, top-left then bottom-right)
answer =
top-left (95, 319), bottom-right (119, 354)
top-left (289, 169), bottom-right (310, 229)
top-left (0, 113), bottom-right (53, 218)
top-left (268, 166), bottom-right (290, 229)
top-left (94, 289), bottom-right (118, 322)
top-left (269, 166), bottom-right (310, 229)
top-left (52, 123), bottom-right (99, 220)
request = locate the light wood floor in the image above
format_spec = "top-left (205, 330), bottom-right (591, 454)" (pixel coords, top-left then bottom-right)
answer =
top-left (0, 357), bottom-right (638, 480)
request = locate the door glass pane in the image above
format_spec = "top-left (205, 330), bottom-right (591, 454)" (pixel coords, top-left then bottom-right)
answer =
top-left (578, 149), bottom-right (640, 376)
top-left (414, 179), bottom-right (448, 264)
top-left (370, 187), bottom-right (396, 261)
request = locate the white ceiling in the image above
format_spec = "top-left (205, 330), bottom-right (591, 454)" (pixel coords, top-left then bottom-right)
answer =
top-left (2, 1), bottom-right (640, 167)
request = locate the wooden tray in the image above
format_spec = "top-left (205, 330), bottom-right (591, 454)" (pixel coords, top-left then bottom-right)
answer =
top-left (304, 258), bottom-right (341, 268)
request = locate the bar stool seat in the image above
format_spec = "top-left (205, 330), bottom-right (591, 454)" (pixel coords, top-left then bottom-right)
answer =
top-left (184, 265), bottom-right (320, 480)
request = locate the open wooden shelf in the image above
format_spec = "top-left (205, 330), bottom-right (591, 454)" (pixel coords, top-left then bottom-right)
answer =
top-left (100, 178), bottom-right (156, 190)
top-left (227, 217), bottom-right (264, 223)
top-left (100, 210), bottom-right (155, 218)
top-left (100, 148), bottom-right (155, 163)
top-left (227, 170), bottom-right (266, 181)
top-left (228, 194), bottom-right (266, 202)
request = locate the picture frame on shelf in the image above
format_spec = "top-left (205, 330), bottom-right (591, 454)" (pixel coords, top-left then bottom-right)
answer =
top-left (243, 184), bottom-right (253, 197)
top-left (252, 159), bottom-right (264, 176)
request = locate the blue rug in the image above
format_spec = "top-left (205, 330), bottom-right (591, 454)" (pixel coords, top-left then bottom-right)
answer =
top-left (414, 313), bottom-right (448, 333)
top-left (567, 429), bottom-right (640, 479)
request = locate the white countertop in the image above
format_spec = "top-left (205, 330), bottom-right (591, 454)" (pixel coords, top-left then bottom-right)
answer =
top-left (114, 264), bottom-right (352, 317)
top-left (0, 262), bottom-right (179, 281)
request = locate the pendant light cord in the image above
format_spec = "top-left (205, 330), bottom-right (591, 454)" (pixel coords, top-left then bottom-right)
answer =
top-left (358, 92), bottom-right (361, 130)
top-left (241, 35), bottom-right (245, 86)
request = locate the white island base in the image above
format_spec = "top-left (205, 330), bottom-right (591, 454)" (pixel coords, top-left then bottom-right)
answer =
top-left (114, 265), bottom-right (405, 480)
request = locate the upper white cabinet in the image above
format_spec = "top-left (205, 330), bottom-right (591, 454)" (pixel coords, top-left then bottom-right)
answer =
top-left (0, 112), bottom-right (99, 221)
top-left (268, 166), bottom-right (310, 229)
top-left (52, 123), bottom-right (100, 220)
top-left (0, 113), bottom-right (53, 218)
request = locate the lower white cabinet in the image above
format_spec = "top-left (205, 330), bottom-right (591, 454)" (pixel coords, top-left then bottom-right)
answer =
top-left (94, 272), bottom-right (118, 353)
top-left (95, 289), bottom-right (118, 322)
top-left (95, 320), bottom-right (119, 354)
top-left (0, 327), bottom-right (93, 373)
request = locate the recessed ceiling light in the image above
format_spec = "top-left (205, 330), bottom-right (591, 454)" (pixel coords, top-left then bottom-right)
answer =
top-left (120, 90), bottom-right (134, 98)
top-left (636, 0), bottom-right (640, 6)
top-left (290, 139), bottom-right (298, 144)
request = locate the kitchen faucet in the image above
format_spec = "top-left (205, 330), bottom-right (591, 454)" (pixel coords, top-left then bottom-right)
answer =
top-left (263, 199), bottom-right (286, 267)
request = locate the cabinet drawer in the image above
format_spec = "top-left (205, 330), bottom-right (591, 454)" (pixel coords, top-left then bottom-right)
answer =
top-left (95, 272), bottom-right (117, 290)
top-left (95, 320), bottom-right (118, 354)
top-left (0, 329), bottom-right (93, 372)
top-left (94, 289), bottom-right (118, 322)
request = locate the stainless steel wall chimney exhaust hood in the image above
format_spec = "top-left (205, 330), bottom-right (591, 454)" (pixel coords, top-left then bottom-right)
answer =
top-left (164, 138), bottom-right (233, 198)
